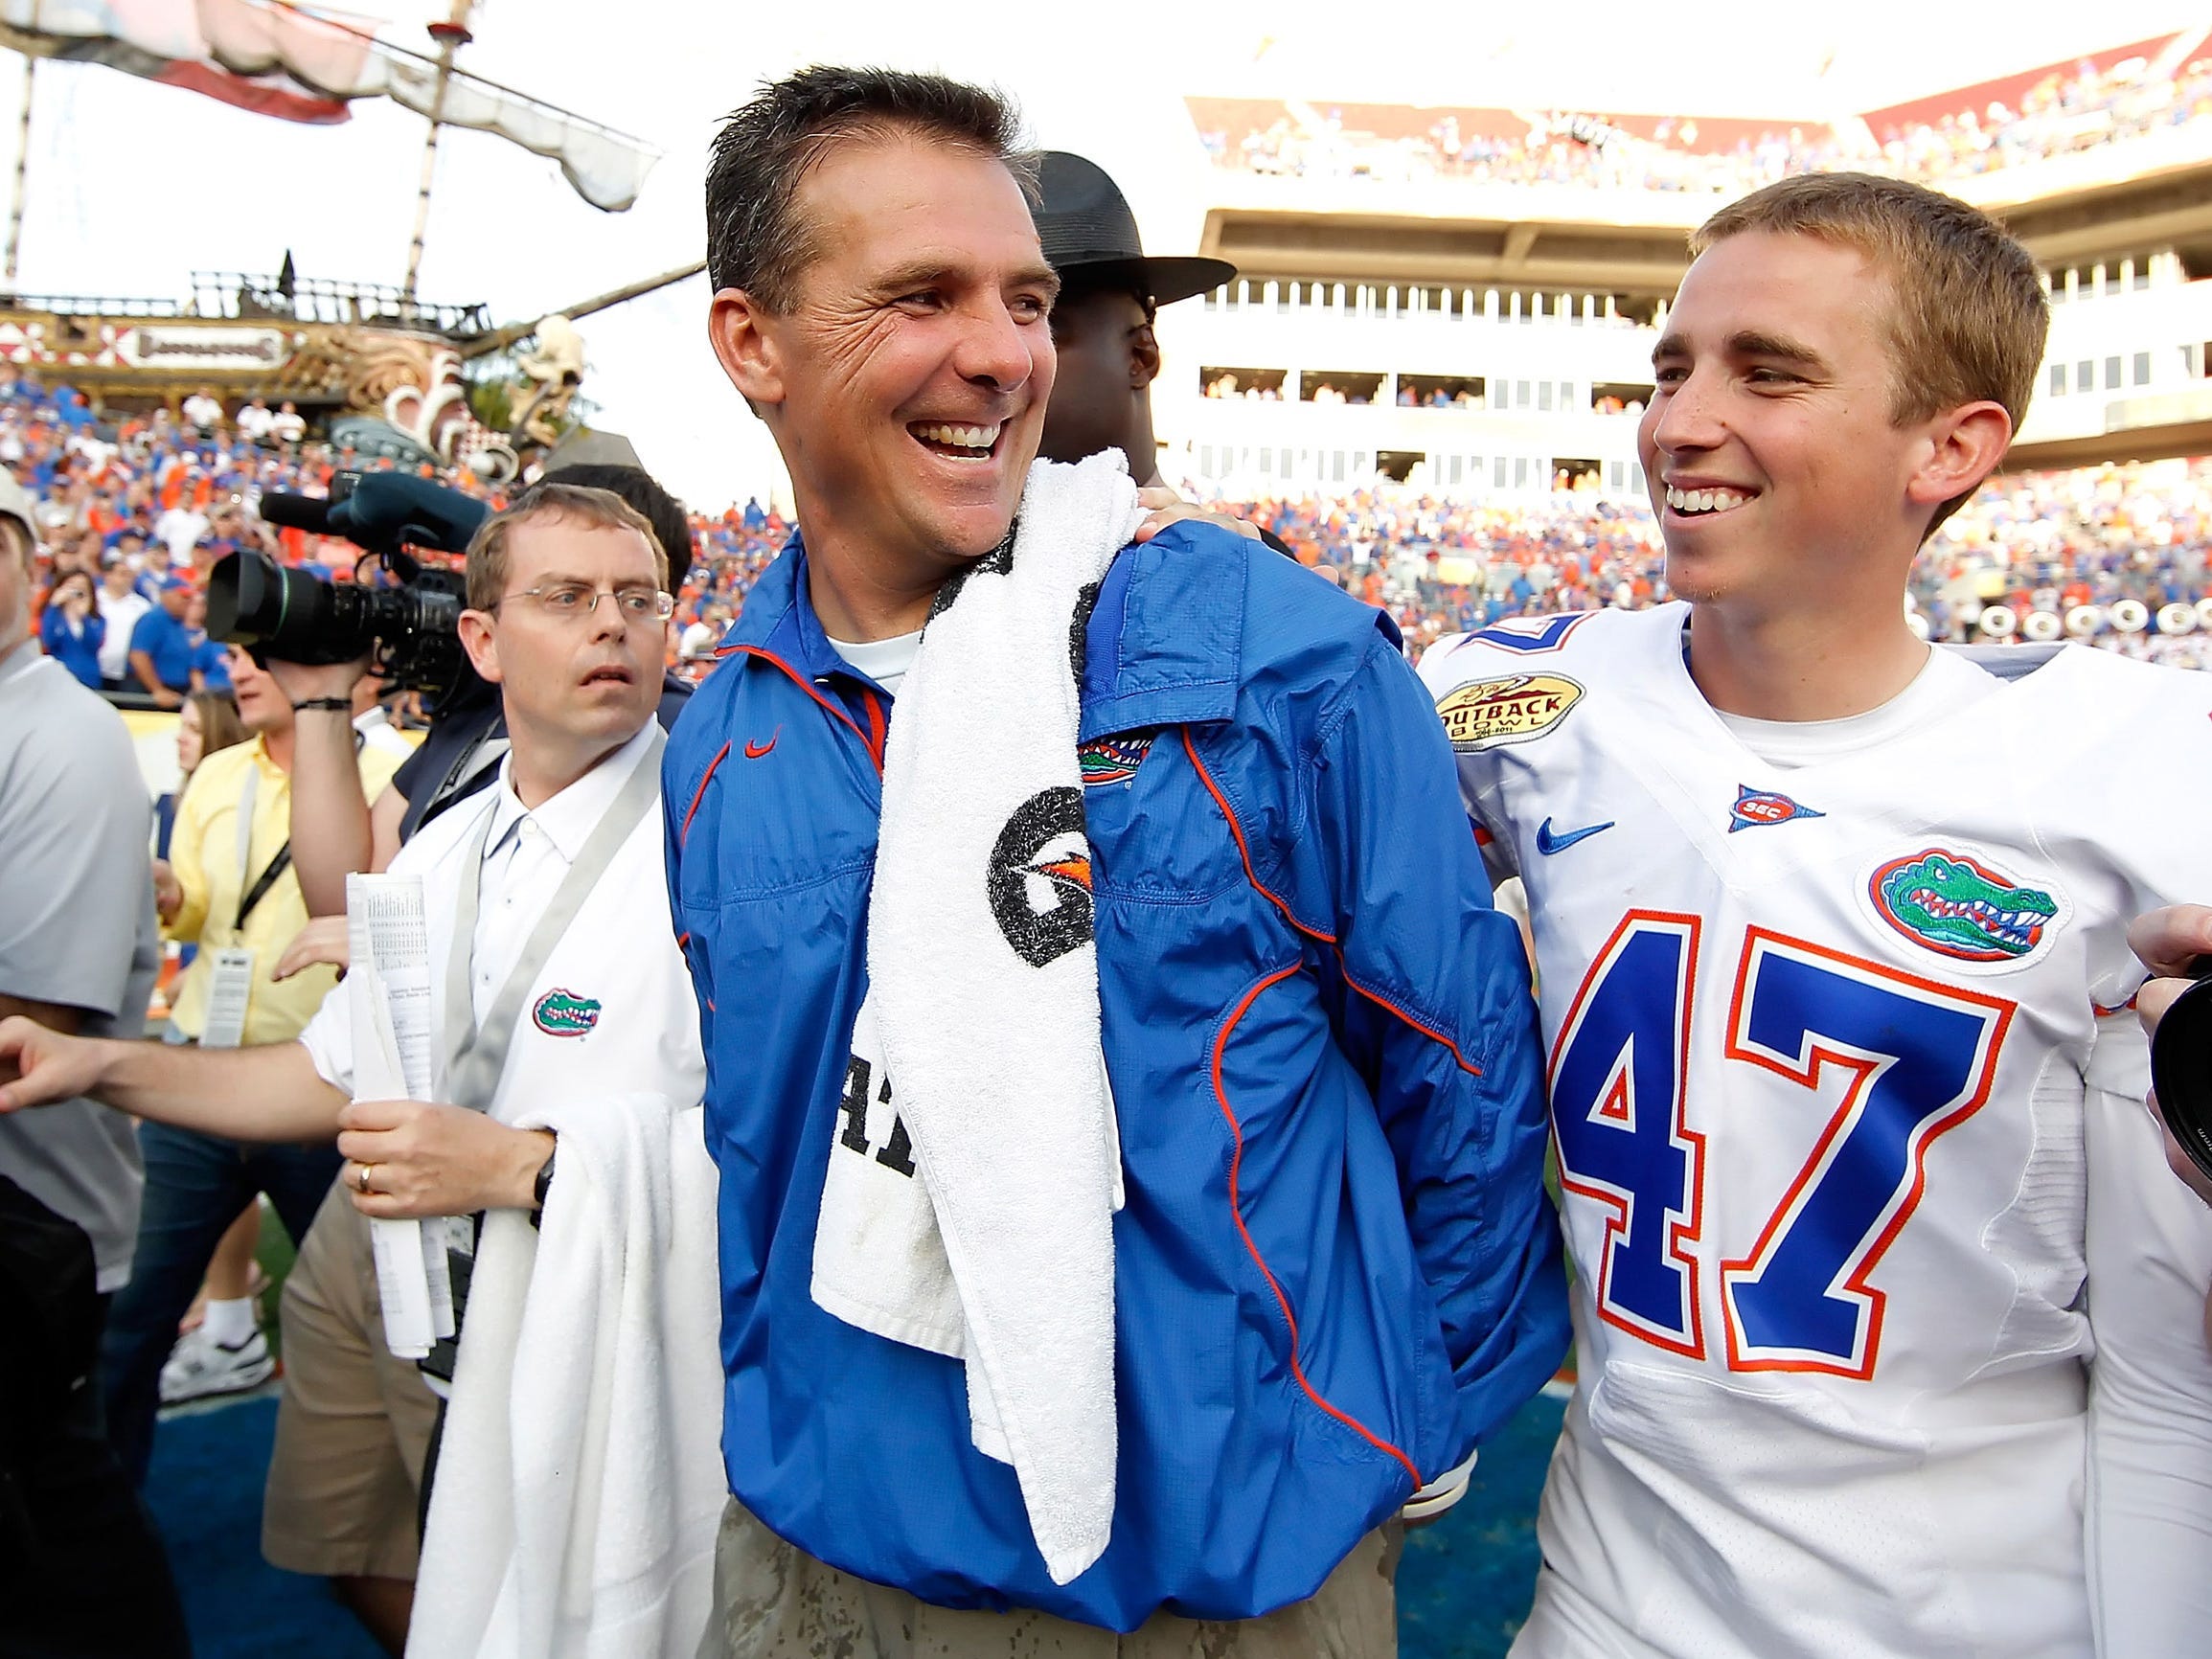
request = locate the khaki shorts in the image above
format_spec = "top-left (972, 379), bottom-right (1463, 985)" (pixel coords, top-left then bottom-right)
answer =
top-left (696, 1497), bottom-right (1402, 1659)
top-left (260, 1179), bottom-right (443, 1581)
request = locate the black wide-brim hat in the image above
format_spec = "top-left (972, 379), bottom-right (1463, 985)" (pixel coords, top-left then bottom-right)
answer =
top-left (1033, 150), bottom-right (1237, 308)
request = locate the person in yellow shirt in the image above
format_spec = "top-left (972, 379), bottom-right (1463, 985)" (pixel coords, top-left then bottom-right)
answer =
top-left (99, 644), bottom-right (404, 1484)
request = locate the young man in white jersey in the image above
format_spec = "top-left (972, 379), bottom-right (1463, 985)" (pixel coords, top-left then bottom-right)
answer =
top-left (1418, 173), bottom-right (2212, 1658)
top-left (0, 484), bottom-right (722, 1655)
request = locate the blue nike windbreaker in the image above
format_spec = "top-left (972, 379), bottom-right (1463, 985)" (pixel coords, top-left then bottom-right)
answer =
top-left (663, 521), bottom-right (1567, 1630)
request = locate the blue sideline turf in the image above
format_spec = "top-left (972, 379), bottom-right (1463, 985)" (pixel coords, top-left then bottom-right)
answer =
top-left (145, 1397), bottom-right (385, 1659)
top-left (146, 1387), bottom-right (1564, 1657)
top-left (1396, 1389), bottom-right (1563, 1657)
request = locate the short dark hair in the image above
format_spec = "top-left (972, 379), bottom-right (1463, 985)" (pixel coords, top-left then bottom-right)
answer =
top-left (543, 462), bottom-right (696, 588)
top-left (705, 65), bottom-right (1027, 313)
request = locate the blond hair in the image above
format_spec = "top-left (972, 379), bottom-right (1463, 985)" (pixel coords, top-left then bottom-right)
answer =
top-left (1690, 174), bottom-right (2047, 534)
top-left (464, 482), bottom-right (668, 613)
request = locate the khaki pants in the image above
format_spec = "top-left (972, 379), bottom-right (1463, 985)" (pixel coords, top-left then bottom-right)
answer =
top-left (260, 1180), bottom-right (443, 1580)
top-left (696, 1497), bottom-right (1402, 1659)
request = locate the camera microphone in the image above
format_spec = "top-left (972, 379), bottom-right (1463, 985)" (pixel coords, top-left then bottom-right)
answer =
top-left (258, 491), bottom-right (339, 535)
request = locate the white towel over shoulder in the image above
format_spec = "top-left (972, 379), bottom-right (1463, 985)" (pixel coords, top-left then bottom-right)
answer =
top-left (810, 451), bottom-right (1145, 1585)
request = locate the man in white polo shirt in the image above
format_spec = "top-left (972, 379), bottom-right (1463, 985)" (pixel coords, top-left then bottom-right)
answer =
top-left (0, 482), bottom-right (720, 1654)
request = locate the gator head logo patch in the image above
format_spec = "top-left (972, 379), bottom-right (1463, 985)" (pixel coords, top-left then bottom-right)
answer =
top-left (1080, 730), bottom-right (1156, 786)
top-left (1869, 849), bottom-right (2062, 965)
top-left (987, 785), bottom-right (1094, 967)
top-left (532, 989), bottom-right (602, 1036)
top-left (1434, 673), bottom-right (1585, 753)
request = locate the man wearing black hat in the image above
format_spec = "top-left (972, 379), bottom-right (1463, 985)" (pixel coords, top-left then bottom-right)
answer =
top-left (1031, 151), bottom-right (1233, 488)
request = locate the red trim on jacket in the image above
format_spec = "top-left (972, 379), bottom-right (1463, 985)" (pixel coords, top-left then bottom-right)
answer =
top-left (722, 645), bottom-right (886, 776)
top-left (1213, 967), bottom-right (1424, 1489)
top-left (681, 740), bottom-right (732, 847)
top-left (1180, 730), bottom-right (1481, 1077)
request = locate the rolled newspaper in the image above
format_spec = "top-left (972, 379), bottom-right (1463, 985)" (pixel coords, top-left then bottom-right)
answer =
top-left (345, 873), bottom-right (456, 1358)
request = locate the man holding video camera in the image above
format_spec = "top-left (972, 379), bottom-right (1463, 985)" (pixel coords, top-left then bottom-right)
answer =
top-left (262, 465), bottom-right (697, 924)
top-left (0, 481), bottom-right (721, 1656)
top-left (238, 465), bottom-right (701, 1648)
top-left (156, 464), bottom-right (698, 1650)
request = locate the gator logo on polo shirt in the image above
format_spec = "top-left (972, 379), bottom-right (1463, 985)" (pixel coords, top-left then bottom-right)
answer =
top-left (1433, 673), bottom-right (1585, 753)
top-left (532, 989), bottom-right (602, 1037)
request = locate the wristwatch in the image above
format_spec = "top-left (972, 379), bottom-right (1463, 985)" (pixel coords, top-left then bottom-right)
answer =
top-left (529, 1139), bottom-right (557, 1230)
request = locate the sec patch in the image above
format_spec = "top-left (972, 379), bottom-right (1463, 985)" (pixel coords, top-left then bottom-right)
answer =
top-left (1434, 673), bottom-right (1585, 753)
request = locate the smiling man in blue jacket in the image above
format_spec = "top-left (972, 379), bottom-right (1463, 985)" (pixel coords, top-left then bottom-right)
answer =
top-left (667, 65), bottom-right (1566, 1657)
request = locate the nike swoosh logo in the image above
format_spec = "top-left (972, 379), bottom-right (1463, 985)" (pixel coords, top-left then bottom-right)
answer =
top-left (743, 733), bottom-right (777, 759)
top-left (1535, 817), bottom-right (1613, 855)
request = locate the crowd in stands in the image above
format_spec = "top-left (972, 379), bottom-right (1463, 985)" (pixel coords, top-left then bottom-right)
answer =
top-left (1204, 457), bottom-right (2212, 662)
top-left (1198, 48), bottom-right (2212, 195)
top-left (1203, 372), bottom-right (1289, 400)
top-left (15, 364), bottom-right (2212, 693)
top-left (7, 367), bottom-right (787, 700)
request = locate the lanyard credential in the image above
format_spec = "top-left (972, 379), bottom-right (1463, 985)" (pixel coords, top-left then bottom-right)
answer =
top-left (230, 764), bottom-right (294, 932)
top-left (439, 729), bottom-right (663, 1112)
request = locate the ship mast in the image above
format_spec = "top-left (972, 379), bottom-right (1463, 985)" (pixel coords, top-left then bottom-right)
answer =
top-left (5, 56), bottom-right (31, 288)
top-left (401, 0), bottom-right (476, 309)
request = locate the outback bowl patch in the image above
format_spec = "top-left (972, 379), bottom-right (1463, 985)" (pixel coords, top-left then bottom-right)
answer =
top-left (1865, 847), bottom-right (2065, 967)
top-left (1434, 673), bottom-right (1585, 753)
top-left (1080, 729), bottom-right (1156, 786)
top-left (532, 988), bottom-right (602, 1036)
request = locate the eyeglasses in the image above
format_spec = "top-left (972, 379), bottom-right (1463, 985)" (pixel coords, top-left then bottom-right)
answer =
top-left (493, 582), bottom-right (675, 625)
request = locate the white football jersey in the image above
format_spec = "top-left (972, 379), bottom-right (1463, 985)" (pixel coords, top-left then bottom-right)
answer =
top-left (1419, 604), bottom-right (2212, 1659)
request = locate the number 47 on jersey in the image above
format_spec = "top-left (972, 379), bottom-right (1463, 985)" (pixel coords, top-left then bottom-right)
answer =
top-left (1550, 912), bottom-right (2015, 1378)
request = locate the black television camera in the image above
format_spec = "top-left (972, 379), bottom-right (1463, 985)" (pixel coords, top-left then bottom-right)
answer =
top-left (206, 471), bottom-right (490, 699)
top-left (2152, 966), bottom-right (2212, 1183)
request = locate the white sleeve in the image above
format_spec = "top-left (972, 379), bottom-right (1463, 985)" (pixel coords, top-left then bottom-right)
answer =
top-left (2084, 1038), bottom-right (2212, 1656)
top-left (296, 976), bottom-right (354, 1099)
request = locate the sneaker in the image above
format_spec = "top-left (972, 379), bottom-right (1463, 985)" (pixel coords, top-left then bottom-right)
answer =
top-left (159, 1325), bottom-right (275, 1404)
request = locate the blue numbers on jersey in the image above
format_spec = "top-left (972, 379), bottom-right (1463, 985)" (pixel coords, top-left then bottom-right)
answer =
top-left (1551, 914), bottom-right (1706, 1356)
top-left (1549, 918), bottom-right (2015, 1377)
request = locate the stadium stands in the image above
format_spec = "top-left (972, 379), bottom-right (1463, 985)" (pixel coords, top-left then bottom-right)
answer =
top-left (1206, 458), bottom-right (2212, 664)
top-left (5, 364), bottom-right (786, 684)
top-left (1187, 31), bottom-right (2212, 193)
top-left (11, 330), bottom-right (2210, 683)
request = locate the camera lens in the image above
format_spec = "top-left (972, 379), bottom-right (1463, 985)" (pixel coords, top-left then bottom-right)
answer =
top-left (2150, 975), bottom-right (2212, 1183)
top-left (206, 551), bottom-right (377, 667)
